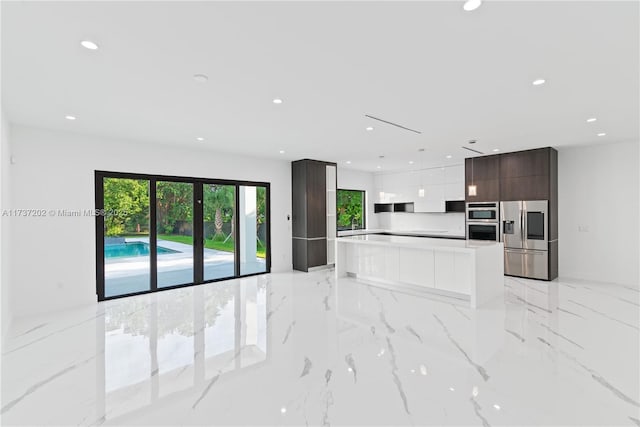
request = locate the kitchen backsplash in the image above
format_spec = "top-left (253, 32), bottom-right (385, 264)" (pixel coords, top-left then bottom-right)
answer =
top-left (376, 212), bottom-right (465, 235)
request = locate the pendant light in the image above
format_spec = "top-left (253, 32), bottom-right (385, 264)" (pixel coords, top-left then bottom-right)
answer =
top-left (468, 156), bottom-right (477, 196)
top-left (378, 155), bottom-right (385, 201)
top-left (418, 148), bottom-right (425, 198)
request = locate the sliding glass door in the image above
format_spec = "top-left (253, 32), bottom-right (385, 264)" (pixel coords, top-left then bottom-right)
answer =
top-left (96, 172), bottom-right (270, 301)
top-left (102, 177), bottom-right (151, 298)
top-left (239, 185), bottom-right (268, 275)
top-left (156, 181), bottom-right (194, 288)
top-left (203, 184), bottom-right (236, 281)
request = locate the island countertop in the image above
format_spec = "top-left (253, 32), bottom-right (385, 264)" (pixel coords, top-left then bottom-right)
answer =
top-left (337, 234), bottom-right (501, 253)
top-left (337, 229), bottom-right (465, 239)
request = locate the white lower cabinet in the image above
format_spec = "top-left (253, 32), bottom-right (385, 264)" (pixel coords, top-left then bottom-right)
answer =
top-left (453, 253), bottom-right (472, 294)
top-left (337, 236), bottom-right (504, 308)
top-left (350, 245), bottom-right (400, 282)
top-left (434, 251), bottom-right (472, 294)
top-left (399, 248), bottom-right (435, 288)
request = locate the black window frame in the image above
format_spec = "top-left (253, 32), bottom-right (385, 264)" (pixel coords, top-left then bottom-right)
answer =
top-left (95, 170), bottom-right (271, 301)
top-left (336, 188), bottom-right (366, 231)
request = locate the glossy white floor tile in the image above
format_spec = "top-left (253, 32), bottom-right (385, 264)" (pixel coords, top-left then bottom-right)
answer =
top-left (2, 271), bottom-right (639, 426)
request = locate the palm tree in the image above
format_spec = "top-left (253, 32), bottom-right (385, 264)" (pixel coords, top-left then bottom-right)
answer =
top-left (205, 185), bottom-right (235, 239)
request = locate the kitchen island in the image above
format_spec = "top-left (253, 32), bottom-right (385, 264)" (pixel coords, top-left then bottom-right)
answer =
top-left (336, 234), bottom-right (504, 308)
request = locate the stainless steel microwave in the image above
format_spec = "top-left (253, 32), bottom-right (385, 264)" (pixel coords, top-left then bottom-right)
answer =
top-left (466, 202), bottom-right (499, 222)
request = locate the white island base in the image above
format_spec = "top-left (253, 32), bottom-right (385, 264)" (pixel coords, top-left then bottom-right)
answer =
top-left (336, 235), bottom-right (504, 308)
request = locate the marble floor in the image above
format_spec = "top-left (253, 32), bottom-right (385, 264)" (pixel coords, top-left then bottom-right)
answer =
top-left (1, 270), bottom-right (639, 426)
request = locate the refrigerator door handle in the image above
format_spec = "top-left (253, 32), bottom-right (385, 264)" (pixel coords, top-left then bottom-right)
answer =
top-left (505, 248), bottom-right (547, 254)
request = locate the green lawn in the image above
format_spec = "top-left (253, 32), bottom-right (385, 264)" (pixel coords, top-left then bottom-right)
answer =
top-left (158, 234), bottom-right (266, 258)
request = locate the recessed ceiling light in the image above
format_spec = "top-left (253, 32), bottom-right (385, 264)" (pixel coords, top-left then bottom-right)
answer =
top-left (193, 74), bottom-right (208, 83)
top-left (446, 155), bottom-right (452, 159)
top-left (463, 0), bottom-right (482, 12)
top-left (279, 150), bottom-right (285, 154)
top-left (273, 98), bottom-right (283, 104)
top-left (366, 126), bottom-right (374, 131)
top-left (80, 40), bottom-right (99, 50)
top-left (346, 160), bottom-right (352, 164)
top-left (597, 133), bottom-right (606, 137)
top-left (532, 79), bottom-right (546, 86)
top-left (493, 404), bottom-right (501, 410)
top-left (377, 165), bottom-right (381, 169)
top-left (409, 161), bottom-right (414, 164)
top-left (65, 115), bottom-right (76, 121)
top-left (493, 148), bottom-right (500, 152)
top-left (196, 137), bottom-right (204, 142)
top-left (586, 117), bottom-right (597, 123)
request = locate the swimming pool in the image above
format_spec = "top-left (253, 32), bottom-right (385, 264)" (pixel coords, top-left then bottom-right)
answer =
top-left (104, 242), bottom-right (179, 258)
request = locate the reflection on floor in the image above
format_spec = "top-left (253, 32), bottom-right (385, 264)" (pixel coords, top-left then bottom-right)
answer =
top-left (2, 271), bottom-right (639, 426)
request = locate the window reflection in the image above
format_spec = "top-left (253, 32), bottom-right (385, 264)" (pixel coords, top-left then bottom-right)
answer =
top-left (100, 278), bottom-right (268, 423)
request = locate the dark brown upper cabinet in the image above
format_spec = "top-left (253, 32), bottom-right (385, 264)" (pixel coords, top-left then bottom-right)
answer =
top-left (465, 147), bottom-right (557, 203)
top-left (499, 147), bottom-right (556, 201)
top-left (465, 155), bottom-right (500, 202)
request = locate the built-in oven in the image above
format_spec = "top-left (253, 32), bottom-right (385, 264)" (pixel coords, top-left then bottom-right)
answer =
top-left (466, 202), bottom-right (500, 241)
top-left (466, 202), bottom-right (499, 222)
top-left (467, 222), bottom-right (500, 241)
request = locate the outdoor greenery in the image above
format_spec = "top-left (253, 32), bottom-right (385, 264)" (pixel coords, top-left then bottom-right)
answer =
top-left (158, 234), bottom-right (266, 259)
top-left (104, 178), bottom-right (267, 256)
top-left (157, 181), bottom-right (193, 235)
top-left (337, 189), bottom-right (365, 230)
top-left (203, 184), bottom-right (234, 239)
top-left (103, 178), bottom-right (149, 236)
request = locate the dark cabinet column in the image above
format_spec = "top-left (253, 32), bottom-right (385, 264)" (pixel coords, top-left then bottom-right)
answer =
top-left (291, 159), bottom-right (335, 272)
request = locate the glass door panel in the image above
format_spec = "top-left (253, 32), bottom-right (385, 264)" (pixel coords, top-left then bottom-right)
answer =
top-left (156, 181), bottom-right (194, 288)
top-left (98, 172), bottom-right (270, 301)
top-left (240, 185), bottom-right (267, 275)
top-left (103, 178), bottom-right (150, 297)
top-left (203, 184), bottom-right (236, 281)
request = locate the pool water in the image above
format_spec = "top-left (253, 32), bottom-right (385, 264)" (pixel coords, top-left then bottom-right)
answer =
top-left (105, 242), bottom-right (179, 258)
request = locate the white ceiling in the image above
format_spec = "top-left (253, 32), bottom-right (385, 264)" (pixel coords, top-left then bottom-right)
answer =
top-left (2, 1), bottom-right (639, 172)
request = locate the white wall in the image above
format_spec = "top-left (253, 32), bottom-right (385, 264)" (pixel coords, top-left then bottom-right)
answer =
top-left (558, 141), bottom-right (639, 286)
top-left (1, 114), bottom-right (12, 337)
top-left (8, 125), bottom-right (292, 318)
top-left (336, 168), bottom-right (378, 230)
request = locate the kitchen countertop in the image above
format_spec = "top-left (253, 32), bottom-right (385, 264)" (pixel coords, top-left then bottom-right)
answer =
top-left (337, 229), bottom-right (466, 239)
top-left (337, 234), bottom-right (501, 253)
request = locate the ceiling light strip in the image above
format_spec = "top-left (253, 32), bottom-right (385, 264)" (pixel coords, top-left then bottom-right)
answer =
top-left (461, 146), bottom-right (484, 155)
top-left (364, 115), bottom-right (422, 134)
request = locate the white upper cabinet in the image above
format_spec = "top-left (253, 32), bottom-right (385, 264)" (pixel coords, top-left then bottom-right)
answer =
top-left (375, 164), bottom-right (464, 212)
top-left (443, 164), bottom-right (464, 201)
top-left (445, 165), bottom-right (464, 183)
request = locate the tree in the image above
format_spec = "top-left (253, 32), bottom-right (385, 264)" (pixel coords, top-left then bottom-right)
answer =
top-left (257, 186), bottom-right (266, 224)
top-left (156, 181), bottom-right (193, 235)
top-left (337, 190), bottom-right (363, 230)
top-left (103, 178), bottom-right (149, 236)
top-left (204, 185), bottom-right (235, 239)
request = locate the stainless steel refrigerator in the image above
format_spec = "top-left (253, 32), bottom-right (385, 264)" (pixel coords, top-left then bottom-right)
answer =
top-left (500, 200), bottom-right (556, 280)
